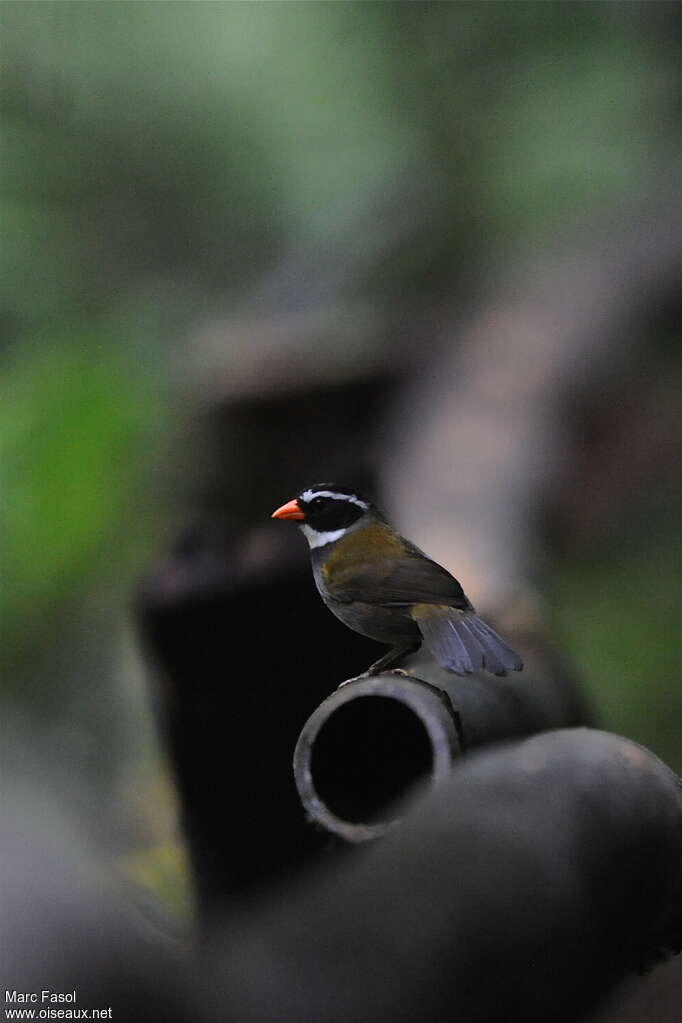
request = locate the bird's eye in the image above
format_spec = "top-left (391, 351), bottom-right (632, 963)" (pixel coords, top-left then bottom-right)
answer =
top-left (311, 496), bottom-right (325, 508)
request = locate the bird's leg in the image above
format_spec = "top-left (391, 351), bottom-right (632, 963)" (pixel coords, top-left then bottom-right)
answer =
top-left (338, 643), bottom-right (421, 688)
top-left (366, 643), bottom-right (420, 675)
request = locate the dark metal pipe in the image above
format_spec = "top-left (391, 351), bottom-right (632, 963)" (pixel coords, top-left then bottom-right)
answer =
top-left (294, 641), bottom-right (592, 840)
top-left (215, 729), bottom-right (682, 1023)
top-left (294, 674), bottom-right (462, 842)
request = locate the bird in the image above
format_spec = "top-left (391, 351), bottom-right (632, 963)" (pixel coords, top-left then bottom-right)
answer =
top-left (271, 483), bottom-right (523, 677)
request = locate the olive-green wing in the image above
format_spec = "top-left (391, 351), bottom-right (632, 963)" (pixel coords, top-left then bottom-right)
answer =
top-left (328, 547), bottom-right (470, 610)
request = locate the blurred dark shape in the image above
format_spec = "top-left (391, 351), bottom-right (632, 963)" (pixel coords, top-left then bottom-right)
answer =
top-left (587, 955), bottom-right (682, 1023)
top-left (209, 729), bottom-right (682, 1023)
top-left (1, 784), bottom-right (198, 1023)
top-left (197, 372), bottom-right (395, 522)
top-left (137, 373), bottom-right (409, 926)
top-left (136, 519), bottom-right (375, 928)
top-left (293, 650), bottom-right (590, 841)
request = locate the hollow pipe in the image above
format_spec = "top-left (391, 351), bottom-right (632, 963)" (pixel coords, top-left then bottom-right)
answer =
top-left (293, 673), bottom-right (462, 842)
top-left (217, 729), bottom-right (682, 1023)
top-left (294, 644), bottom-right (591, 841)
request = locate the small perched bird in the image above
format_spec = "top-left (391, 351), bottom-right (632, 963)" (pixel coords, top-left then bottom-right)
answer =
top-left (272, 484), bottom-right (523, 677)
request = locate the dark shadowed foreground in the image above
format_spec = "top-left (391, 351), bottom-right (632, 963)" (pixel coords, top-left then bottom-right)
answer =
top-left (209, 729), bottom-right (682, 1023)
top-left (3, 730), bottom-right (681, 1023)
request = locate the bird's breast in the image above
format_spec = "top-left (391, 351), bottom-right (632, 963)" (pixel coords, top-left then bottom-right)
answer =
top-left (320, 523), bottom-right (404, 585)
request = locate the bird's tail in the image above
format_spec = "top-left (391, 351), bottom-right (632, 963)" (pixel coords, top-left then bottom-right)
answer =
top-left (411, 605), bottom-right (523, 677)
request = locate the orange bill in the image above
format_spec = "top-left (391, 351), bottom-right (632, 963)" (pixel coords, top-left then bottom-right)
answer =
top-left (271, 498), bottom-right (305, 521)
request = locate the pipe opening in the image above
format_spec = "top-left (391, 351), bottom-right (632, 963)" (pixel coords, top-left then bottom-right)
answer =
top-left (309, 695), bottom-right (434, 825)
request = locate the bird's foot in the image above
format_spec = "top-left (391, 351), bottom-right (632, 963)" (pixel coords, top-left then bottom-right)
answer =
top-left (337, 671), bottom-right (371, 689)
top-left (337, 645), bottom-right (420, 689)
top-left (337, 666), bottom-right (415, 690)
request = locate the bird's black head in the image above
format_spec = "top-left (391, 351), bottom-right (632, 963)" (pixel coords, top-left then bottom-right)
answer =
top-left (297, 484), bottom-right (374, 531)
top-left (271, 484), bottom-right (376, 537)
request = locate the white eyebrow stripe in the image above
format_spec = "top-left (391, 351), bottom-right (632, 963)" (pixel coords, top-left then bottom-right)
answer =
top-left (301, 489), bottom-right (369, 510)
top-left (301, 524), bottom-right (348, 549)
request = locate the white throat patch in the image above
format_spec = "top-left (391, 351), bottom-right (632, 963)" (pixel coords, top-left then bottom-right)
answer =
top-left (301, 524), bottom-right (348, 549)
